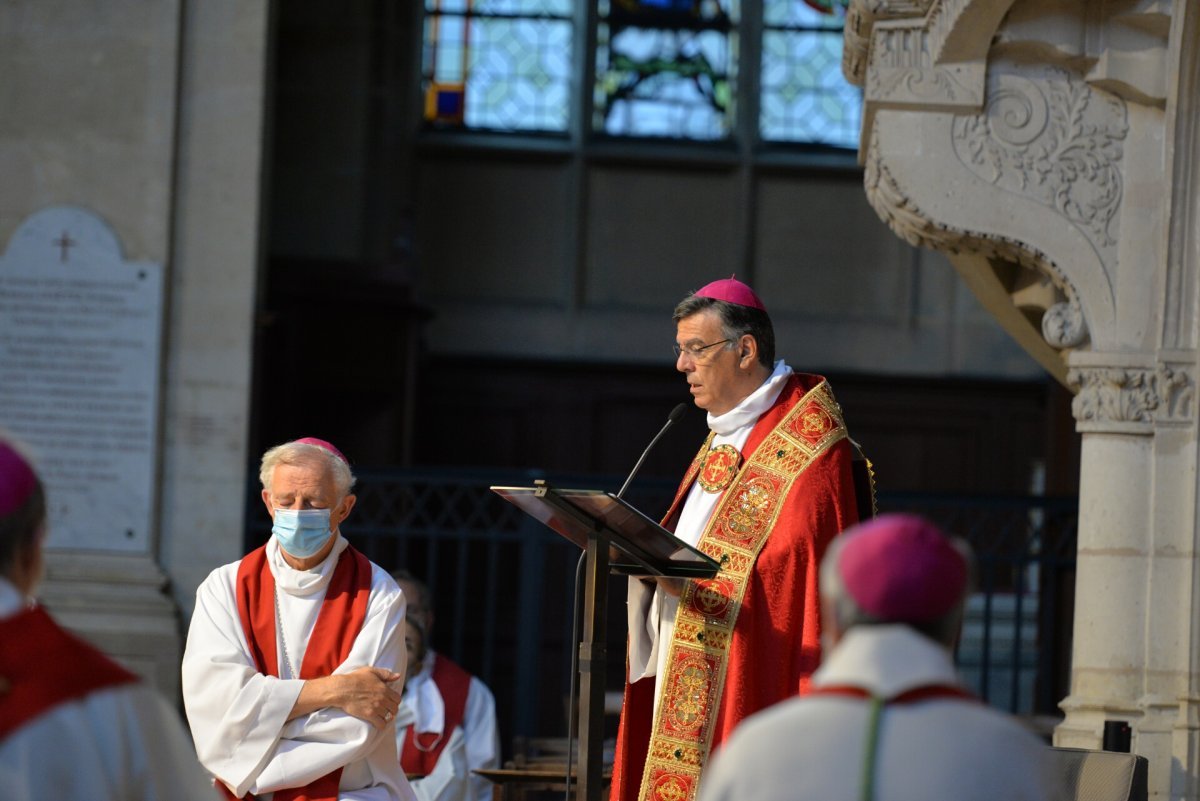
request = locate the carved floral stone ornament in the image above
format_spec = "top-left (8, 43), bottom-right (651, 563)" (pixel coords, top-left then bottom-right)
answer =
top-left (1067, 362), bottom-right (1196, 433)
top-left (865, 136), bottom-right (1093, 358)
top-left (953, 67), bottom-right (1127, 259)
top-left (845, 0), bottom-right (1153, 374)
top-left (1042, 301), bottom-right (1088, 350)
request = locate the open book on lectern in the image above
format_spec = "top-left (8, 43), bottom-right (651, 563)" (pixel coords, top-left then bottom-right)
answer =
top-left (491, 482), bottom-right (720, 579)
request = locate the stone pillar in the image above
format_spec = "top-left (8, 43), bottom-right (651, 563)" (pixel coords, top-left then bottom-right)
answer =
top-left (0, 0), bottom-right (268, 699)
top-left (157, 0), bottom-right (270, 622)
top-left (1056, 353), bottom-right (1197, 799)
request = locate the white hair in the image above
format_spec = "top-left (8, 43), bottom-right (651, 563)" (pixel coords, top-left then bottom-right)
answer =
top-left (259, 440), bottom-right (356, 498)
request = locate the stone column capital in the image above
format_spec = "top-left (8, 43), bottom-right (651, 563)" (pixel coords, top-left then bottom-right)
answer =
top-left (1065, 351), bottom-right (1196, 433)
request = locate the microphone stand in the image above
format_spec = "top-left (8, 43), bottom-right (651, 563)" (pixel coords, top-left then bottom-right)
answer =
top-left (617, 404), bottom-right (688, 499)
top-left (563, 403), bottom-right (688, 801)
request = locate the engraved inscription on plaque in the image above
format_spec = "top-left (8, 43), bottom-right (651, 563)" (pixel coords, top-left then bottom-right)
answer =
top-left (0, 206), bottom-right (163, 552)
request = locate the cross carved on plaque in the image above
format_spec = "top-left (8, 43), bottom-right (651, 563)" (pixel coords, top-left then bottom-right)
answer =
top-left (52, 230), bottom-right (76, 263)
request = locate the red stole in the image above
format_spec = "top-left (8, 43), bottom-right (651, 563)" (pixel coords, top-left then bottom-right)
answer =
top-left (224, 543), bottom-right (373, 801)
top-left (0, 606), bottom-right (138, 741)
top-left (399, 654), bottom-right (473, 777)
top-left (806, 684), bottom-right (978, 704)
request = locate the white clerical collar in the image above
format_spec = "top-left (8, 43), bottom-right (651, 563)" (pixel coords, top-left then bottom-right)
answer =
top-left (812, 625), bottom-right (961, 698)
top-left (267, 533), bottom-right (348, 597)
top-left (707, 360), bottom-right (793, 436)
top-left (398, 651), bottom-right (445, 735)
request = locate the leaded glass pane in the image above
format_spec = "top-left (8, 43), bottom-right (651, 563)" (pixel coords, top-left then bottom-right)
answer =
top-left (763, 0), bottom-right (843, 29)
top-left (425, 15), bottom-right (467, 81)
top-left (423, 6), bottom-right (572, 132)
top-left (594, 0), bottom-right (738, 140)
top-left (426, 0), bottom-right (573, 13)
top-left (759, 13), bottom-right (860, 148)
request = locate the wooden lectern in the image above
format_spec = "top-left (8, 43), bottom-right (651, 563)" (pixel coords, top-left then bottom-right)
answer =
top-left (492, 480), bottom-right (720, 801)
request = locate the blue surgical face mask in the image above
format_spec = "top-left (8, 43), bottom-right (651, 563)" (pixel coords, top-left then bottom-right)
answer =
top-left (272, 508), bottom-right (334, 558)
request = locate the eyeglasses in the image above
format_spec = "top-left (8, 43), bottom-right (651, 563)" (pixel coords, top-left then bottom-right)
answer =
top-left (673, 338), bottom-right (733, 360)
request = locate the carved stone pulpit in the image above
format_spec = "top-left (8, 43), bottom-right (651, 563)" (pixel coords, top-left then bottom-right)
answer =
top-left (844, 2), bottom-right (1200, 797)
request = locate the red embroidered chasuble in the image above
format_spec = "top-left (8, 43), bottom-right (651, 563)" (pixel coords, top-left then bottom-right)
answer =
top-left (610, 373), bottom-right (862, 801)
top-left (400, 654), bottom-right (473, 777)
top-left (225, 543), bottom-right (373, 801)
top-left (0, 606), bottom-right (139, 742)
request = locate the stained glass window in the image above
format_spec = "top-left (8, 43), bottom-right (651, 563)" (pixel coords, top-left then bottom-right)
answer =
top-left (759, 1), bottom-right (860, 147)
top-left (593, 0), bottom-right (738, 140)
top-left (420, 1), bottom-right (861, 150)
top-left (422, 0), bottom-right (573, 132)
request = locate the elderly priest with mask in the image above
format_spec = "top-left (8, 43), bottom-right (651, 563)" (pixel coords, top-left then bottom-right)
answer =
top-left (183, 437), bottom-right (415, 801)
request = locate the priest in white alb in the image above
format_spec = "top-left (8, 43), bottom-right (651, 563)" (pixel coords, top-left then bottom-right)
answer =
top-left (390, 570), bottom-right (500, 801)
top-left (0, 436), bottom-right (217, 801)
top-left (182, 437), bottom-right (416, 801)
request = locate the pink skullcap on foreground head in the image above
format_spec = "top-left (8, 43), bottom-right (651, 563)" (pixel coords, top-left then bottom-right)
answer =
top-left (694, 276), bottom-right (767, 312)
top-left (835, 513), bottom-right (968, 622)
top-left (0, 439), bottom-right (39, 516)
top-left (294, 437), bottom-right (348, 464)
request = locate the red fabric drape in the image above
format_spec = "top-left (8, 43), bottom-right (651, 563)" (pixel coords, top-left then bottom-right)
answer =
top-left (0, 606), bottom-right (138, 742)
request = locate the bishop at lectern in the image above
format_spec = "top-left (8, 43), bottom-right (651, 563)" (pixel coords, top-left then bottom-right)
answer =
top-left (611, 277), bottom-right (867, 801)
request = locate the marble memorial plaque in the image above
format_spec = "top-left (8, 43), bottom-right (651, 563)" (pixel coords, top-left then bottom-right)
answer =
top-left (0, 206), bottom-right (162, 552)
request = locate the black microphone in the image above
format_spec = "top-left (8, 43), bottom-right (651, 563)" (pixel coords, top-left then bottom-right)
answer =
top-left (617, 403), bottom-right (689, 499)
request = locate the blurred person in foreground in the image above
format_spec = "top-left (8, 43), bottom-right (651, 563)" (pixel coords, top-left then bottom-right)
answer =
top-left (612, 277), bottom-right (866, 801)
top-left (391, 569), bottom-right (500, 801)
top-left (699, 513), bottom-right (1062, 801)
top-left (0, 437), bottom-right (216, 801)
top-left (182, 437), bottom-right (415, 800)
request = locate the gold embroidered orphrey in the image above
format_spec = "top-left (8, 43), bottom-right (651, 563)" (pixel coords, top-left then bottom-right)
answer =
top-left (697, 443), bottom-right (741, 493)
top-left (637, 380), bottom-right (848, 801)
